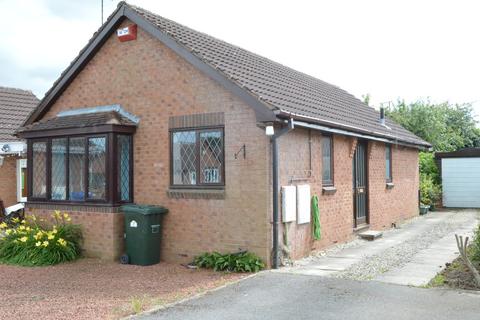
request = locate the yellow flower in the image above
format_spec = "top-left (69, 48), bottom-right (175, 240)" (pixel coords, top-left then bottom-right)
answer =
top-left (42, 241), bottom-right (49, 247)
top-left (25, 226), bottom-right (31, 232)
top-left (11, 217), bottom-right (19, 224)
top-left (63, 213), bottom-right (69, 219)
top-left (20, 236), bottom-right (28, 243)
top-left (0, 222), bottom-right (7, 229)
top-left (31, 215), bottom-right (37, 221)
top-left (57, 238), bottom-right (67, 247)
top-left (52, 228), bottom-right (58, 234)
top-left (35, 241), bottom-right (42, 247)
top-left (34, 231), bottom-right (43, 240)
top-left (47, 234), bottom-right (55, 240)
top-left (5, 229), bottom-right (12, 235)
top-left (18, 225), bottom-right (25, 231)
top-left (21, 219), bottom-right (26, 224)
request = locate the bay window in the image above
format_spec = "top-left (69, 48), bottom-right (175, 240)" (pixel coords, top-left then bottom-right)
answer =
top-left (27, 133), bottom-right (133, 205)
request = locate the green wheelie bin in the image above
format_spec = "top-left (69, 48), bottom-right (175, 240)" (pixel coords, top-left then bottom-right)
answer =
top-left (120, 204), bottom-right (168, 266)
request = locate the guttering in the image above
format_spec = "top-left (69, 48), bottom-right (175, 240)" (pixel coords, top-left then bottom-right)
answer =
top-left (271, 118), bottom-right (294, 269)
top-left (275, 110), bottom-right (431, 149)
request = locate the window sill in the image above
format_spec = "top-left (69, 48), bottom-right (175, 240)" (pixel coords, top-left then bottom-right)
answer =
top-left (386, 182), bottom-right (395, 189)
top-left (167, 188), bottom-right (225, 200)
top-left (322, 186), bottom-right (337, 195)
top-left (25, 201), bottom-right (123, 213)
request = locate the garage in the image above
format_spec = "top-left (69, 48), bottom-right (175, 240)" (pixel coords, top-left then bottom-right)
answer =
top-left (435, 148), bottom-right (480, 208)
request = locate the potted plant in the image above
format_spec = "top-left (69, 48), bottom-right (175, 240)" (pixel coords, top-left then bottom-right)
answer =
top-left (419, 203), bottom-right (430, 215)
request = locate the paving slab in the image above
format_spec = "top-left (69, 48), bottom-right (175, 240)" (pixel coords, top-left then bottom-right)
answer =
top-left (373, 214), bottom-right (478, 286)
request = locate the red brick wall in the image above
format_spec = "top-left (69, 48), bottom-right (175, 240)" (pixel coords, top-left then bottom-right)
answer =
top-left (277, 130), bottom-right (356, 260)
top-left (368, 142), bottom-right (419, 229)
top-left (36, 19), bottom-right (271, 263)
top-left (0, 156), bottom-right (19, 207)
top-left (277, 130), bottom-right (419, 260)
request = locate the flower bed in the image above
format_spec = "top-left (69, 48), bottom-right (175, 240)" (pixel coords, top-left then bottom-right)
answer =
top-left (0, 211), bottom-right (82, 266)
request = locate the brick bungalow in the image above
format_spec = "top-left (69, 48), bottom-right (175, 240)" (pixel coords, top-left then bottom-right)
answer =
top-left (17, 2), bottom-right (430, 266)
top-left (0, 86), bottom-right (38, 207)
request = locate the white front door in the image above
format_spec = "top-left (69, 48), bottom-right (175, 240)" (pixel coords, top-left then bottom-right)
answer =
top-left (16, 159), bottom-right (27, 202)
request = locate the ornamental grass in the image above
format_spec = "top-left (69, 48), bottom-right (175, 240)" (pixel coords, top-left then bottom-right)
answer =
top-left (0, 211), bottom-right (82, 266)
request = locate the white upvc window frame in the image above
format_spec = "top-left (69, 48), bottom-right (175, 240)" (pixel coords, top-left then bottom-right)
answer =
top-left (16, 159), bottom-right (27, 202)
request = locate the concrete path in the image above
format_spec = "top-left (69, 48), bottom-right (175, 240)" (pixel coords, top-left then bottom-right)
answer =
top-left (279, 209), bottom-right (479, 286)
top-left (139, 272), bottom-right (480, 320)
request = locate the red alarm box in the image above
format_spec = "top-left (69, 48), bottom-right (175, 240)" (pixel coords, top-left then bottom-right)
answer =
top-left (117, 24), bottom-right (137, 42)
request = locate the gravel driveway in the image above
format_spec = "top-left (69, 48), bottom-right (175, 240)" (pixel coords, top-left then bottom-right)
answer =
top-left (0, 258), bottom-right (243, 320)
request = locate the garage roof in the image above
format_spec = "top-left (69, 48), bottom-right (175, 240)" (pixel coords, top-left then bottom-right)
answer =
top-left (435, 148), bottom-right (480, 159)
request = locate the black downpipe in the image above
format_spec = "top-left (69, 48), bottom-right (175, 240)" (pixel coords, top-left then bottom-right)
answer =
top-left (272, 137), bottom-right (280, 269)
top-left (271, 119), bottom-right (294, 269)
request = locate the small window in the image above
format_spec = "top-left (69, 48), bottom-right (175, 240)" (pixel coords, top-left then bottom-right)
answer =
top-left (322, 136), bottom-right (333, 186)
top-left (386, 144), bottom-right (392, 182)
top-left (171, 128), bottom-right (224, 187)
top-left (117, 135), bottom-right (132, 202)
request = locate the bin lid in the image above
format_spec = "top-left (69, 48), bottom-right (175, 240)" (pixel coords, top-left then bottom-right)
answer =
top-left (120, 204), bottom-right (169, 215)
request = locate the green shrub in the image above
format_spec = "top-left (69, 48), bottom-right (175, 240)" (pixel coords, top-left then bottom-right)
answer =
top-left (194, 251), bottom-right (265, 273)
top-left (420, 173), bottom-right (442, 206)
top-left (0, 211), bottom-right (82, 266)
top-left (419, 152), bottom-right (441, 185)
top-left (471, 225), bottom-right (480, 262)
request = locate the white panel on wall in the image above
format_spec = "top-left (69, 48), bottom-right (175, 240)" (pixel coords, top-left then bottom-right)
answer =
top-left (281, 186), bottom-right (296, 222)
top-left (297, 184), bottom-right (311, 224)
top-left (442, 158), bottom-right (480, 208)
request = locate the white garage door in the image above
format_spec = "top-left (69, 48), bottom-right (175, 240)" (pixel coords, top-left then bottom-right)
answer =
top-left (442, 157), bottom-right (480, 208)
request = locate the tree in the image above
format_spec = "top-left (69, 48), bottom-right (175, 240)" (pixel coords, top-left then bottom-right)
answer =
top-left (385, 100), bottom-right (480, 152)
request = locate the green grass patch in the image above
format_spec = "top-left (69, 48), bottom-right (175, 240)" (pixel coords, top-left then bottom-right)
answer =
top-left (429, 274), bottom-right (446, 287)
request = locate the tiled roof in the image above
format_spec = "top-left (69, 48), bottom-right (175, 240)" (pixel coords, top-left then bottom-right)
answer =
top-left (0, 86), bottom-right (38, 141)
top-left (129, 4), bottom-right (429, 147)
top-left (18, 111), bottom-right (137, 133)
top-left (25, 2), bottom-right (430, 147)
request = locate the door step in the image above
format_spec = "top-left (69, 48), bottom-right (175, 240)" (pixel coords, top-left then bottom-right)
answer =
top-left (358, 230), bottom-right (383, 241)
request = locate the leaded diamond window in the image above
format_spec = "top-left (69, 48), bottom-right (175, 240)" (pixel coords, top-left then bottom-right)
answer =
top-left (117, 135), bottom-right (132, 202)
top-left (32, 141), bottom-right (47, 198)
top-left (171, 128), bottom-right (224, 187)
top-left (200, 131), bottom-right (222, 184)
top-left (172, 131), bottom-right (197, 185)
top-left (88, 137), bottom-right (106, 200)
top-left (69, 137), bottom-right (85, 201)
top-left (51, 138), bottom-right (67, 200)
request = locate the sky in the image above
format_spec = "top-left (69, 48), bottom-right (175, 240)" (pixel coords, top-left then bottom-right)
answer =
top-left (1, 0), bottom-right (479, 118)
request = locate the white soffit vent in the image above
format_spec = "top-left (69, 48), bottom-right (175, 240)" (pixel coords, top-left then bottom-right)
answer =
top-left (281, 186), bottom-right (296, 222)
top-left (297, 184), bottom-right (311, 224)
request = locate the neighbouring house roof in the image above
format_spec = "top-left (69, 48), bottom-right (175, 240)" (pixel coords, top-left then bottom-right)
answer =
top-left (23, 2), bottom-right (430, 148)
top-left (17, 111), bottom-right (137, 135)
top-left (435, 148), bottom-right (480, 159)
top-left (0, 86), bottom-right (38, 142)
